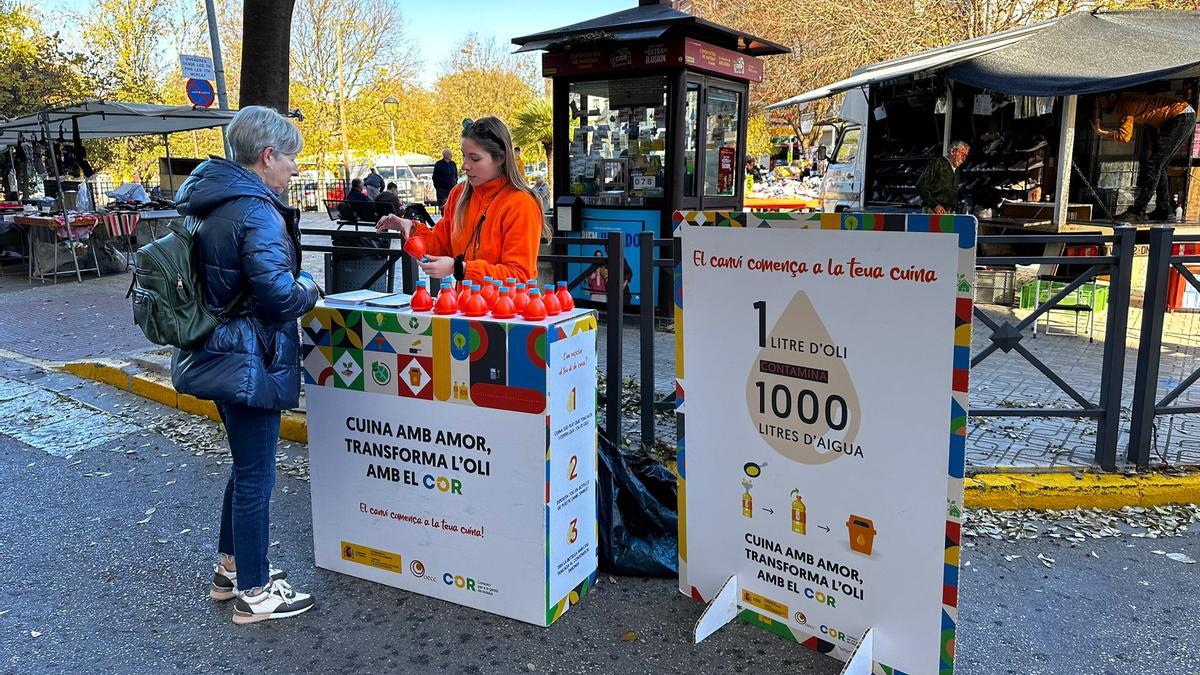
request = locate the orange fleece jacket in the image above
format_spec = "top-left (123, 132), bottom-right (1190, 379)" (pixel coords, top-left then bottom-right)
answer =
top-left (1105, 94), bottom-right (1193, 144)
top-left (410, 177), bottom-right (543, 285)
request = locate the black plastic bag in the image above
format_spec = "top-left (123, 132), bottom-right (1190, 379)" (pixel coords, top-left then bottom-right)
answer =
top-left (597, 435), bottom-right (678, 577)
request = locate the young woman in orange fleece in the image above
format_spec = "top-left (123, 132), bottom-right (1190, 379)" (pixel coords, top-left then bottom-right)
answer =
top-left (376, 116), bottom-right (545, 283)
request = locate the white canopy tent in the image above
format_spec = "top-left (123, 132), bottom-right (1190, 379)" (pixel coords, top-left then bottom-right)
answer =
top-left (0, 100), bottom-right (235, 143)
top-left (0, 100), bottom-right (235, 282)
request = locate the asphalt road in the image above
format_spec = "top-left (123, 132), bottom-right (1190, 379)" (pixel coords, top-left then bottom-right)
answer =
top-left (1, 356), bottom-right (1198, 675)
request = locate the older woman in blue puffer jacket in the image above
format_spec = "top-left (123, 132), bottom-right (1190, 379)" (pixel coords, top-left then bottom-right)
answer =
top-left (172, 106), bottom-right (319, 624)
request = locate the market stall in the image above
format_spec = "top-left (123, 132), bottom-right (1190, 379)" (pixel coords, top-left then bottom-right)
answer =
top-left (513, 0), bottom-right (789, 313)
top-left (0, 100), bottom-right (234, 281)
top-left (767, 10), bottom-right (1200, 232)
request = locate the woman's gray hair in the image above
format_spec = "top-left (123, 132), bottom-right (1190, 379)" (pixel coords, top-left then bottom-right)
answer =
top-left (227, 106), bottom-right (303, 166)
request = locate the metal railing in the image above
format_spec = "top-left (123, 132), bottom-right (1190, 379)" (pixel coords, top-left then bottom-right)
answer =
top-left (1128, 227), bottom-right (1200, 468)
top-left (971, 227), bottom-right (1135, 470)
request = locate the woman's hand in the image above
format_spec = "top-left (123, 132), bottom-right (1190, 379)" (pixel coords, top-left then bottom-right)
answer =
top-left (418, 255), bottom-right (455, 279)
top-left (376, 214), bottom-right (413, 236)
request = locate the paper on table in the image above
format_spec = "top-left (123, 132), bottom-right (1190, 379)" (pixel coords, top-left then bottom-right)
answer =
top-left (322, 289), bottom-right (391, 307)
top-left (365, 293), bottom-right (413, 308)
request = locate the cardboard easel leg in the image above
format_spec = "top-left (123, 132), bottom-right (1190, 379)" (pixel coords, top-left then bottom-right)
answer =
top-left (838, 628), bottom-right (875, 675)
top-left (692, 575), bottom-right (739, 644)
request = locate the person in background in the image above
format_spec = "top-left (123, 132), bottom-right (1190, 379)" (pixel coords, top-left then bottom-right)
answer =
top-left (363, 167), bottom-right (384, 199)
top-left (916, 140), bottom-right (970, 214)
top-left (432, 148), bottom-right (457, 209)
top-left (1093, 92), bottom-right (1197, 221)
top-left (513, 146), bottom-right (526, 180)
top-left (172, 105), bottom-right (320, 624)
top-left (531, 174), bottom-right (551, 211)
top-left (375, 181), bottom-right (402, 214)
top-left (375, 116), bottom-right (544, 284)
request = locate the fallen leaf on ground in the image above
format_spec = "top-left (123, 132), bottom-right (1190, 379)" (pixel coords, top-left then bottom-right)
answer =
top-left (619, 629), bottom-right (638, 641)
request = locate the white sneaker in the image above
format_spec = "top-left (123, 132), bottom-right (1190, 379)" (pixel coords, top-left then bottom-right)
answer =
top-left (232, 579), bottom-right (314, 624)
top-left (210, 563), bottom-right (287, 601)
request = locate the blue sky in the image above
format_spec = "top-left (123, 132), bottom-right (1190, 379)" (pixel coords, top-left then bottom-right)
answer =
top-left (42, 0), bottom-right (632, 86)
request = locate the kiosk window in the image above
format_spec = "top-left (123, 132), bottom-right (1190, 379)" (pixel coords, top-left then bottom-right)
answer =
top-left (566, 77), bottom-right (669, 204)
top-left (684, 83), bottom-right (700, 198)
top-left (704, 87), bottom-right (741, 197)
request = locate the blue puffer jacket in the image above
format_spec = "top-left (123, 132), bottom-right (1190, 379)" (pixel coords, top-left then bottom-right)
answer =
top-left (171, 158), bottom-right (319, 410)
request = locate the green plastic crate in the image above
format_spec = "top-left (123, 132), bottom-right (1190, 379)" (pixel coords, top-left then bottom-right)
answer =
top-left (1019, 280), bottom-right (1108, 312)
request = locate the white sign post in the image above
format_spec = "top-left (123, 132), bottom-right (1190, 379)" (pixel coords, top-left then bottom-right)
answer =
top-left (676, 211), bottom-right (975, 674)
top-left (302, 303), bottom-right (600, 626)
top-left (178, 54), bottom-right (216, 81)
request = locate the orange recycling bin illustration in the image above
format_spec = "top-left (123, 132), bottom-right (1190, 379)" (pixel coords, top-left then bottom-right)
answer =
top-left (846, 515), bottom-right (876, 556)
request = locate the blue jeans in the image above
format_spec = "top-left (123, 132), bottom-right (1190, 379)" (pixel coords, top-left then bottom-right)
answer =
top-left (216, 402), bottom-right (281, 591)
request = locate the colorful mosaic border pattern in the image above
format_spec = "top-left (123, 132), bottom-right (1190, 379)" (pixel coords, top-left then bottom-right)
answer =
top-left (302, 306), bottom-right (597, 416)
top-left (674, 211), bottom-right (974, 675)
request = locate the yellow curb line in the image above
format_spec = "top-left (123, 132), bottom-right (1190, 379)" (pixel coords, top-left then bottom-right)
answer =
top-left (57, 360), bottom-right (1198, 509)
top-left (60, 360), bottom-right (308, 444)
top-left (964, 472), bottom-right (1200, 510)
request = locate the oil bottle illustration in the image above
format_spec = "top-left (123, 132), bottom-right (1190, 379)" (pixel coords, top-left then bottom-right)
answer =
top-left (790, 489), bottom-right (806, 534)
top-left (741, 479), bottom-right (754, 518)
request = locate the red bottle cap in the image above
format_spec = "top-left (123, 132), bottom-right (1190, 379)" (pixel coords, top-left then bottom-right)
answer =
top-left (403, 236), bottom-right (426, 259)
top-left (491, 288), bottom-right (516, 319)
top-left (410, 282), bottom-right (433, 311)
top-left (556, 283), bottom-right (575, 311)
top-left (522, 289), bottom-right (547, 321)
top-left (434, 288), bottom-right (458, 315)
top-left (464, 286), bottom-right (488, 317)
top-left (542, 286), bottom-right (561, 316)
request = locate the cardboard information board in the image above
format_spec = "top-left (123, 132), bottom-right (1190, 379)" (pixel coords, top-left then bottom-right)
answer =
top-left (675, 212), bottom-right (975, 674)
top-left (302, 303), bottom-right (599, 626)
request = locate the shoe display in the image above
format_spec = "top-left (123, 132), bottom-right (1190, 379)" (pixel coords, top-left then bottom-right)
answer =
top-left (1014, 139), bottom-right (1048, 153)
top-left (232, 579), bottom-right (315, 624)
top-left (211, 563), bottom-right (288, 601)
top-left (1008, 158), bottom-right (1045, 172)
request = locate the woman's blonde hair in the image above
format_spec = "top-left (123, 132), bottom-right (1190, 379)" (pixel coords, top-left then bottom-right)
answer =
top-left (455, 116), bottom-right (551, 241)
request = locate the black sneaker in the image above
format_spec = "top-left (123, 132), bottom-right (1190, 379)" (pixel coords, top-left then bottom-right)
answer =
top-left (1114, 209), bottom-right (1146, 222)
top-left (1146, 209), bottom-right (1172, 222)
top-left (232, 579), bottom-right (315, 624)
top-left (210, 563), bottom-right (287, 601)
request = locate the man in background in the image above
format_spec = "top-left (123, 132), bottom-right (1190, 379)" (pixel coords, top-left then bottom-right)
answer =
top-left (375, 181), bottom-right (401, 214)
top-left (1093, 92), bottom-right (1196, 221)
top-left (363, 167), bottom-right (384, 200)
top-left (916, 141), bottom-right (970, 215)
top-left (513, 146), bottom-right (527, 180)
top-left (432, 149), bottom-right (457, 209)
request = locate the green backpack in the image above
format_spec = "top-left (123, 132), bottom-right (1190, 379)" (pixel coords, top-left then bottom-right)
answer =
top-left (128, 219), bottom-right (244, 349)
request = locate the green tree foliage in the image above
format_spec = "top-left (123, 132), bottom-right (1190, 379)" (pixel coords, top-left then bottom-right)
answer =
top-left (511, 95), bottom-right (554, 181)
top-left (429, 33), bottom-right (540, 164)
top-left (0, 2), bottom-right (92, 117)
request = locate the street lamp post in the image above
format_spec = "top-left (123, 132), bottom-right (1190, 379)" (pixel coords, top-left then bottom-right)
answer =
top-left (382, 96), bottom-right (399, 159)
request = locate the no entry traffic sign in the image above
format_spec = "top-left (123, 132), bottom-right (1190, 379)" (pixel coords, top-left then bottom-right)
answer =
top-left (186, 79), bottom-right (216, 108)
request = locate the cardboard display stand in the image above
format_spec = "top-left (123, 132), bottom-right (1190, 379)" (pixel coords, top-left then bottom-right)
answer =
top-left (302, 303), bottom-right (599, 626)
top-left (675, 211), bottom-right (975, 674)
